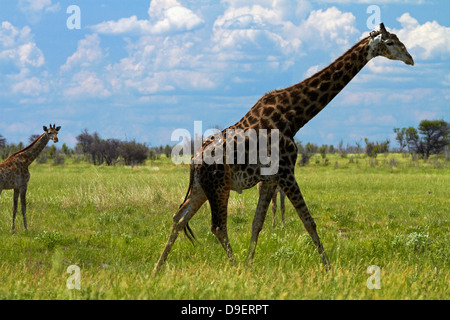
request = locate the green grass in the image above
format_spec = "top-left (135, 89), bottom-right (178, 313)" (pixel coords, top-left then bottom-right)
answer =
top-left (0, 154), bottom-right (448, 299)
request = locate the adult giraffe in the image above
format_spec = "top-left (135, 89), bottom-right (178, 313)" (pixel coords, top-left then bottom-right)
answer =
top-left (0, 124), bottom-right (61, 232)
top-left (155, 23), bottom-right (413, 271)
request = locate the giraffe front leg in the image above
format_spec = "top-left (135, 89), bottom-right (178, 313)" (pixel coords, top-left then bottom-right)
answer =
top-left (20, 187), bottom-right (28, 231)
top-left (209, 192), bottom-right (235, 262)
top-left (246, 182), bottom-right (277, 265)
top-left (12, 189), bottom-right (19, 233)
top-left (280, 177), bottom-right (330, 267)
top-left (200, 164), bottom-right (235, 263)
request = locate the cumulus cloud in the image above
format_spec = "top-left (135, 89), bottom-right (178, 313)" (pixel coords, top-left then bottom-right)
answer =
top-left (63, 70), bottom-right (111, 98)
top-left (18, 0), bottom-right (60, 23)
top-left (212, 3), bottom-right (358, 59)
top-left (104, 35), bottom-right (215, 95)
top-left (61, 34), bottom-right (104, 72)
top-left (300, 6), bottom-right (359, 50)
top-left (0, 21), bottom-right (45, 68)
top-left (212, 2), bottom-right (303, 54)
top-left (91, 0), bottom-right (204, 35)
top-left (18, 0), bottom-right (59, 13)
top-left (394, 13), bottom-right (450, 60)
top-left (12, 75), bottom-right (49, 97)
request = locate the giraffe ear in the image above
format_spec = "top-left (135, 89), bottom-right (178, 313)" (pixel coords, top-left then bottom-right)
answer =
top-left (43, 126), bottom-right (48, 132)
top-left (56, 126), bottom-right (61, 132)
top-left (380, 23), bottom-right (390, 40)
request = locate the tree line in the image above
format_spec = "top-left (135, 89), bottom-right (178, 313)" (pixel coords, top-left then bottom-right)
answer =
top-left (0, 119), bottom-right (448, 166)
top-left (0, 129), bottom-right (172, 166)
top-left (296, 119), bottom-right (448, 165)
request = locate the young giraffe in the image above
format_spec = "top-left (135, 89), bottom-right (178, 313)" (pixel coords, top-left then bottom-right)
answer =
top-left (155, 23), bottom-right (413, 271)
top-left (0, 124), bottom-right (61, 232)
top-left (257, 182), bottom-right (286, 228)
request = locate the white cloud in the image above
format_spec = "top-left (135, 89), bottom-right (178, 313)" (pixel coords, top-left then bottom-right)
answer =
top-left (91, 16), bottom-right (152, 35)
top-left (61, 34), bottom-right (104, 72)
top-left (91, 0), bottom-right (204, 35)
top-left (300, 6), bottom-right (359, 50)
top-left (149, 0), bottom-right (204, 34)
top-left (394, 13), bottom-right (450, 60)
top-left (64, 70), bottom-right (111, 98)
top-left (304, 65), bottom-right (321, 77)
top-left (212, 3), bottom-right (359, 63)
top-left (0, 21), bottom-right (45, 68)
top-left (12, 76), bottom-right (49, 97)
top-left (212, 2), bottom-right (303, 54)
top-left (316, 0), bottom-right (427, 3)
top-left (18, 0), bottom-right (60, 23)
top-left (18, 0), bottom-right (60, 13)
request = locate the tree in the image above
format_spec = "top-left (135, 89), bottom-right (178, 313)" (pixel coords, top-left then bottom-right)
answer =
top-left (393, 128), bottom-right (407, 152)
top-left (0, 134), bottom-right (5, 149)
top-left (397, 120), bottom-right (449, 158)
top-left (337, 139), bottom-right (347, 158)
top-left (100, 139), bottom-right (121, 166)
top-left (28, 134), bottom-right (41, 144)
top-left (164, 144), bottom-right (172, 158)
top-left (118, 140), bottom-right (148, 166)
top-left (364, 138), bottom-right (390, 158)
top-left (418, 119), bottom-right (449, 158)
top-left (62, 143), bottom-right (73, 156)
top-left (319, 145), bottom-right (327, 160)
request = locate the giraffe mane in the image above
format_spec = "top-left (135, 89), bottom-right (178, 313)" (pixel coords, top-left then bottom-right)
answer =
top-left (5, 133), bottom-right (46, 160)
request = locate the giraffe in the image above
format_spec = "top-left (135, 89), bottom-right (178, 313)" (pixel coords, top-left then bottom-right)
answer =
top-left (155, 23), bottom-right (413, 271)
top-left (0, 124), bottom-right (61, 232)
top-left (257, 182), bottom-right (286, 228)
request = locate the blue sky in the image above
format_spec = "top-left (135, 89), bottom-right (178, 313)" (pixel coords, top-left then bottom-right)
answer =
top-left (0, 0), bottom-right (449, 149)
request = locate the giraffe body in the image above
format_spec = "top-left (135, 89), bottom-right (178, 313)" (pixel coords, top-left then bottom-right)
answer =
top-left (155, 24), bottom-right (413, 271)
top-left (0, 125), bottom-right (60, 231)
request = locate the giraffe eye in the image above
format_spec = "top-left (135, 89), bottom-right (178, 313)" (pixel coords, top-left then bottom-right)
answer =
top-left (386, 41), bottom-right (394, 46)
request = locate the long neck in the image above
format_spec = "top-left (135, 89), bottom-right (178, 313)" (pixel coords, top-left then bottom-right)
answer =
top-left (10, 133), bottom-right (50, 166)
top-left (236, 36), bottom-right (372, 138)
top-left (289, 37), bottom-right (371, 132)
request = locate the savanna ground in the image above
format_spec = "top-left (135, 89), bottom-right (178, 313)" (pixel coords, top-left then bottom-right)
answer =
top-left (0, 153), bottom-right (448, 300)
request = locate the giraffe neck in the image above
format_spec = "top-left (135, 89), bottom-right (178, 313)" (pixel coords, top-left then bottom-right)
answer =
top-left (9, 133), bottom-right (50, 167)
top-left (236, 36), bottom-right (372, 138)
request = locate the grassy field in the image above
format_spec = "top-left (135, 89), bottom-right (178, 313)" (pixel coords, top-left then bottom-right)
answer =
top-left (0, 153), bottom-right (448, 300)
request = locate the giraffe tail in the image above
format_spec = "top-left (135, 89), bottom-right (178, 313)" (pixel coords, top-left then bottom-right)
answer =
top-left (180, 159), bottom-right (198, 245)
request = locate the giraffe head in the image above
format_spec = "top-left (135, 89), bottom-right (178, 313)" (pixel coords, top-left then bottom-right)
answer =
top-left (368, 23), bottom-right (414, 66)
top-left (43, 124), bottom-right (61, 143)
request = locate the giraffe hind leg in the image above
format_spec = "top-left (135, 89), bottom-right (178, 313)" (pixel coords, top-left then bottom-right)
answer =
top-left (279, 176), bottom-right (330, 267)
top-left (12, 189), bottom-right (19, 232)
top-left (280, 191), bottom-right (286, 228)
top-left (271, 191), bottom-right (277, 228)
top-left (20, 187), bottom-right (28, 231)
top-left (246, 182), bottom-right (277, 264)
top-left (154, 183), bottom-right (207, 272)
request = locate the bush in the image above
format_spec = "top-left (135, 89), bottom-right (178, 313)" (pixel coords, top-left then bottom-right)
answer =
top-left (406, 232), bottom-right (430, 252)
top-left (118, 140), bottom-right (148, 166)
